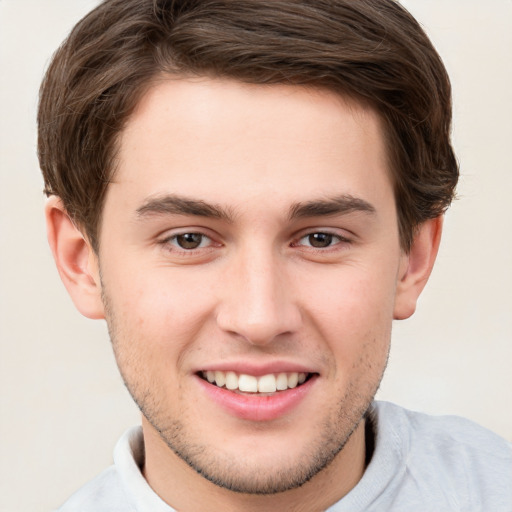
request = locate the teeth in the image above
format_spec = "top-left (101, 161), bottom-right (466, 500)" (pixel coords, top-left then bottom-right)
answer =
top-left (225, 371), bottom-right (238, 390)
top-left (258, 374), bottom-right (277, 393)
top-left (276, 373), bottom-right (288, 391)
top-left (202, 371), bottom-right (308, 393)
top-left (238, 374), bottom-right (258, 392)
top-left (214, 370), bottom-right (226, 387)
top-left (287, 372), bottom-right (299, 389)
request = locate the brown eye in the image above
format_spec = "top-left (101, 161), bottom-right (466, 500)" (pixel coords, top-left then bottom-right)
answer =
top-left (175, 233), bottom-right (204, 249)
top-left (307, 233), bottom-right (334, 248)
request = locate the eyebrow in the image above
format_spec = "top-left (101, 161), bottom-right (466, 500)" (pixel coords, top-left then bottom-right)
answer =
top-left (288, 194), bottom-right (376, 220)
top-left (136, 193), bottom-right (376, 222)
top-left (136, 194), bottom-right (235, 221)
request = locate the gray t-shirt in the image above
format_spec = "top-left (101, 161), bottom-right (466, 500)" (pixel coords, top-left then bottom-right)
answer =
top-left (55, 401), bottom-right (512, 511)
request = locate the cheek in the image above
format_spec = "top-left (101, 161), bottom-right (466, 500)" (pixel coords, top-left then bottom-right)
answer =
top-left (304, 264), bottom-right (397, 328)
top-left (301, 266), bottom-right (395, 372)
top-left (103, 266), bottom-right (219, 358)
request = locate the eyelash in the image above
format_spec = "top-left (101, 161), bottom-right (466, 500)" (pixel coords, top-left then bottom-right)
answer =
top-left (293, 231), bottom-right (350, 251)
top-left (159, 229), bottom-right (351, 255)
top-left (160, 232), bottom-right (217, 253)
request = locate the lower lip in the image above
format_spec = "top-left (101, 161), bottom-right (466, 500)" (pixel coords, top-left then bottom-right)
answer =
top-left (195, 375), bottom-right (317, 422)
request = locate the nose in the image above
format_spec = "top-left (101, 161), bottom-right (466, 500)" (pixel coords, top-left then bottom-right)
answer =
top-left (216, 247), bottom-right (301, 346)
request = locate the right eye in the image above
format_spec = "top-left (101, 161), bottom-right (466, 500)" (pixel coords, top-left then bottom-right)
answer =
top-left (162, 232), bottom-right (214, 252)
top-left (173, 233), bottom-right (209, 249)
top-left (299, 232), bottom-right (338, 248)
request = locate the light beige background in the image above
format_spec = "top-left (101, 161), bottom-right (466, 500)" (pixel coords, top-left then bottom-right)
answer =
top-left (0, 1), bottom-right (511, 511)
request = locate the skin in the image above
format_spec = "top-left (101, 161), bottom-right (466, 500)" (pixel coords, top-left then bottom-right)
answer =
top-left (46, 77), bottom-right (441, 511)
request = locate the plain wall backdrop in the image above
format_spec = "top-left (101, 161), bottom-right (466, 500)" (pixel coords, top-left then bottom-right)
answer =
top-left (0, 1), bottom-right (511, 511)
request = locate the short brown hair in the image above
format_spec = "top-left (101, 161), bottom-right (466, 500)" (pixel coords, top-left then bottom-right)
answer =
top-left (38, 0), bottom-right (458, 252)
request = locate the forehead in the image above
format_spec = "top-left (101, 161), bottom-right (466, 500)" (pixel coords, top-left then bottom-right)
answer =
top-left (109, 77), bottom-right (392, 217)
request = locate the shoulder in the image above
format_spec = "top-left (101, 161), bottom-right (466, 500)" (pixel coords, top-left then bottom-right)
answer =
top-left (54, 465), bottom-right (132, 512)
top-left (373, 401), bottom-right (512, 509)
top-left (376, 400), bottom-right (511, 462)
top-left (54, 426), bottom-right (173, 512)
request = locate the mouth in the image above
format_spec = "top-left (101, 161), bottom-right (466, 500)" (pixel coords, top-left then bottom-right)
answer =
top-left (196, 368), bottom-right (319, 421)
top-left (198, 370), bottom-right (314, 394)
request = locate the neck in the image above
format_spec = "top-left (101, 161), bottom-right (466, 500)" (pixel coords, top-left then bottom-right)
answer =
top-left (141, 417), bottom-right (368, 512)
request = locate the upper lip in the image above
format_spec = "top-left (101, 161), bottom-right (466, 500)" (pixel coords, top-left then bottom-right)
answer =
top-left (193, 360), bottom-right (318, 376)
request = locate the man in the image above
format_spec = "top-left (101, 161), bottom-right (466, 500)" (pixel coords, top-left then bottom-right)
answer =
top-left (38, 0), bottom-right (511, 510)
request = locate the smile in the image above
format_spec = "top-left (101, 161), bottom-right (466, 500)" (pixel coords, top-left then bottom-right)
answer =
top-left (200, 370), bottom-right (310, 393)
top-left (197, 370), bottom-right (318, 421)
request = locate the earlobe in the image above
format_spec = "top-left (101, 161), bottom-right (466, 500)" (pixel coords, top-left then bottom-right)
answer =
top-left (393, 216), bottom-right (443, 320)
top-left (45, 197), bottom-right (105, 319)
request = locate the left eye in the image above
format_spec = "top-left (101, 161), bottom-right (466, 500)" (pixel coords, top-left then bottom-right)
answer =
top-left (298, 232), bottom-right (342, 248)
top-left (170, 233), bottom-right (211, 250)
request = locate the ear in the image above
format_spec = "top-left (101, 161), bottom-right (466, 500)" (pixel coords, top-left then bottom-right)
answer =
top-left (45, 196), bottom-right (105, 319)
top-left (393, 216), bottom-right (443, 320)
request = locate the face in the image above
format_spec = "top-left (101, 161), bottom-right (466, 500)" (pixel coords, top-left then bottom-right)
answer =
top-left (97, 78), bottom-right (407, 494)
